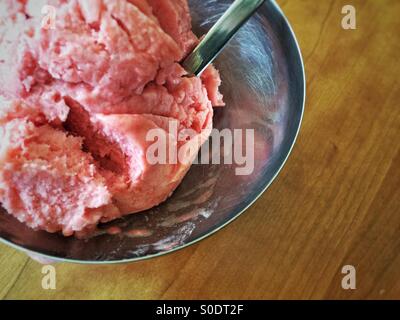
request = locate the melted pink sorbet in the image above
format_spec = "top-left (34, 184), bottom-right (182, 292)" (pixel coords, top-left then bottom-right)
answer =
top-left (0, 0), bottom-right (224, 237)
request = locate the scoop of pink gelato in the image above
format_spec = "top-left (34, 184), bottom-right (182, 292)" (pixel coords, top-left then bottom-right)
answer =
top-left (0, 0), bottom-right (223, 236)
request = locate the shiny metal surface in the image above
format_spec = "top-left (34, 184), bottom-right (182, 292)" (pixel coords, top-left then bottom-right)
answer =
top-left (0, 0), bottom-right (305, 264)
top-left (182, 0), bottom-right (266, 75)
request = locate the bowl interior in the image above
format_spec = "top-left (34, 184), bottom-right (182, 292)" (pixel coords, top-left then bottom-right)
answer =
top-left (0, 0), bottom-right (304, 263)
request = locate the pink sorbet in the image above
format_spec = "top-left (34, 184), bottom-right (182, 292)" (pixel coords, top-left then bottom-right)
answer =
top-left (0, 0), bottom-right (224, 236)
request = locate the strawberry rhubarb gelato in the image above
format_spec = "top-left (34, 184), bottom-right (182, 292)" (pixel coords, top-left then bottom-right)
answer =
top-left (0, 0), bottom-right (223, 236)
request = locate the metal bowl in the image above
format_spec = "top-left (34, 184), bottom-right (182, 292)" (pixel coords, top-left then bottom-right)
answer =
top-left (0, 0), bottom-right (305, 263)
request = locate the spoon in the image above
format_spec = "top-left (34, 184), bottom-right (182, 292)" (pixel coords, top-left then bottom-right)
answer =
top-left (182, 0), bottom-right (267, 76)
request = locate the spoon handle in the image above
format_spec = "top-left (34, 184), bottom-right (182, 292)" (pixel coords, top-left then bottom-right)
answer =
top-left (182, 0), bottom-right (267, 76)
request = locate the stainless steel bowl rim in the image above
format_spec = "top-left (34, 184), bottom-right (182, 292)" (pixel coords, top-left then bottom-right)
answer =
top-left (0, 0), bottom-right (306, 264)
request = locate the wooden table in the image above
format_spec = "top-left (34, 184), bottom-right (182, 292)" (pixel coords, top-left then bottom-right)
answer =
top-left (1, 0), bottom-right (399, 300)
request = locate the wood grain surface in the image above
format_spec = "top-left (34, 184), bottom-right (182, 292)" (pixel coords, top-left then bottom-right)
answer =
top-left (1, 0), bottom-right (399, 300)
